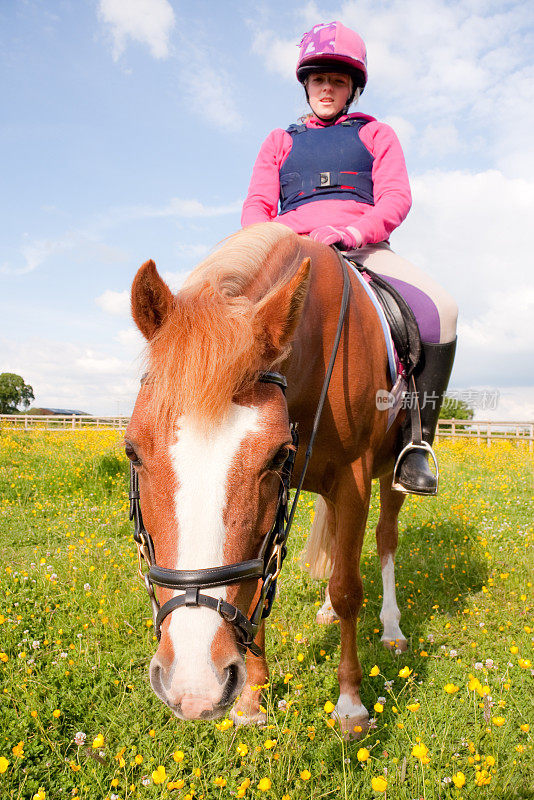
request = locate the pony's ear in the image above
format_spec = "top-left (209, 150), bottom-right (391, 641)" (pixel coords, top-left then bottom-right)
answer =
top-left (131, 260), bottom-right (175, 340)
top-left (254, 257), bottom-right (311, 362)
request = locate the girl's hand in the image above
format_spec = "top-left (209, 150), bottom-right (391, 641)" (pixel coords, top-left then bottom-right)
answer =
top-left (309, 225), bottom-right (362, 249)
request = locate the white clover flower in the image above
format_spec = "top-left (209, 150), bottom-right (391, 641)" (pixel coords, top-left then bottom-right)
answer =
top-left (449, 649), bottom-right (457, 658)
top-left (74, 732), bottom-right (86, 746)
top-left (475, 662), bottom-right (484, 670)
top-left (84, 583), bottom-right (91, 592)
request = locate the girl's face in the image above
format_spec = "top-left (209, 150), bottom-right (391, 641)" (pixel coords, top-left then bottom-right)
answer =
top-left (306, 72), bottom-right (352, 119)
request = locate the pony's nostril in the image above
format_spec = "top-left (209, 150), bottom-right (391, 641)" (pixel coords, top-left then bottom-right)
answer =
top-left (220, 662), bottom-right (240, 706)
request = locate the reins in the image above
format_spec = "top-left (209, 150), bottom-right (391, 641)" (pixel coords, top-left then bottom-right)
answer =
top-left (128, 247), bottom-right (350, 656)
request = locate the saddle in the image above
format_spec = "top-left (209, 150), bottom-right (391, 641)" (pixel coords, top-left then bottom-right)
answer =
top-left (343, 253), bottom-right (422, 378)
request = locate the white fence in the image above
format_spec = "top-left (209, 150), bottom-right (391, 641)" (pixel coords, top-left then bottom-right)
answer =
top-left (1, 415), bottom-right (533, 447)
top-left (0, 415), bottom-right (129, 431)
top-left (436, 419), bottom-right (533, 448)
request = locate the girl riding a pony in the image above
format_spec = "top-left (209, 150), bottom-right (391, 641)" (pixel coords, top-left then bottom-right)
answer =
top-left (242, 20), bottom-right (457, 496)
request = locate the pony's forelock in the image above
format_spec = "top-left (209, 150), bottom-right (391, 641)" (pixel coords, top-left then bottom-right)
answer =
top-left (145, 224), bottom-right (299, 429)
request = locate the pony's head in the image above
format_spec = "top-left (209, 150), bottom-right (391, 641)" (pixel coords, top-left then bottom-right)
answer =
top-left (126, 226), bottom-right (310, 719)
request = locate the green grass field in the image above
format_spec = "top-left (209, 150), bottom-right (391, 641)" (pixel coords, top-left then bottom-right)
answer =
top-left (0, 430), bottom-right (533, 800)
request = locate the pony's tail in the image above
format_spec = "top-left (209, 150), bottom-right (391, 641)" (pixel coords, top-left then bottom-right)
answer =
top-left (302, 496), bottom-right (333, 579)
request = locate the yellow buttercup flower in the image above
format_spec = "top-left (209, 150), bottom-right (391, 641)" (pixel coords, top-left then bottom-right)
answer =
top-left (520, 723), bottom-right (529, 732)
top-left (324, 700), bottom-right (335, 713)
top-left (215, 718), bottom-right (233, 731)
top-left (452, 771), bottom-right (466, 788)
top-left (412, 742), bottom-right (430, 764)
top-left (92, 734), bottom-right (104, 749)
top-left (492, 716), bottom-right (505, 726)
top-left (213, 777), bottom-right (227, 787)
top-left (0, 757), bottom-right (9, 773)
top-left (173, 749), bottom-right (184, 763)
top-left (236, 743), bottom-right (248, 757)
top-left (407, 702), bottom-right (420, 712)
top-left (152, 765), bottom-right (166, 784)
top-left (399, 666), bottom-right (412, 678)
top-left (258, 777), bottom-right (271, 791)
top-left (300, 769), bottom-right (311, 781)
top-left (443, 683), bottom-right (459, 694)
top-left (12, 741), bottom-right (24, 758)
top-left (369, 665), bottom-right (380, 676)
top-left (374, 702), bottom-right (384, 713)
top-left (357, 747), bottom-right (370, 762)
top-left (371, 775), bottom-right (387, 792)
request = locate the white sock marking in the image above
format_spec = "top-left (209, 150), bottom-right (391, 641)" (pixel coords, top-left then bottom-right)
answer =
top-left (380, 553), bottom-right (404, 643)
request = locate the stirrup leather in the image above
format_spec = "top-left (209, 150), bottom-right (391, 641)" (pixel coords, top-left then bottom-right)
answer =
top-left (391, 440), bottom-right (439, 496)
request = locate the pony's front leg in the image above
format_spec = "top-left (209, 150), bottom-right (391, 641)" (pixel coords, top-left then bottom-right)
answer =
top-left (328, 464), bottom-right (372, 740)
top-left (230, 623), bottom-right (268, 726)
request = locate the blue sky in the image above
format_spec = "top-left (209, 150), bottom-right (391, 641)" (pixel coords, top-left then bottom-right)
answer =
top-left (1, 0), bottom-right (533, 417)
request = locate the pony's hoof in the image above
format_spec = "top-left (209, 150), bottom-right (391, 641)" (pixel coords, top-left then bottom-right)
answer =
top-left (316, 602), bottom-right (339, 625)
top-left (230, 706), bottom-right (266, 727)
top-left (337, 714), bottom-right (370, 741)
top-left (381, 636), bottom-right (408, 653)
top-left (334, 697), bottom-right (369, 741)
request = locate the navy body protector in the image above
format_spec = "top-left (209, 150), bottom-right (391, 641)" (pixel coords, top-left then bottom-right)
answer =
top-left (279, 118), bottom-right (375, 214)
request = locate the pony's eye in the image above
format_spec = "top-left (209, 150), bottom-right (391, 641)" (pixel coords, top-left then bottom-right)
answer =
top-left (269, 446), bottom-right (290, 471)
top-left (125, 441), bottom-right (142, 466)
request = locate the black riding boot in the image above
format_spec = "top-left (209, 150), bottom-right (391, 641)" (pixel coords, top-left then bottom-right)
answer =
top-left (392, 339), bottom-right (457, 496)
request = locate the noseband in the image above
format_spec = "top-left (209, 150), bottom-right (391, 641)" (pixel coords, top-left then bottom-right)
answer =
top-left (128, 250), bottom-right (350, 656)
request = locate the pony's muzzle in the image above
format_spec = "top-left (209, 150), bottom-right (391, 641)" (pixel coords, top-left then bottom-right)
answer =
top-left (149, 655), bottom-right (246, 719)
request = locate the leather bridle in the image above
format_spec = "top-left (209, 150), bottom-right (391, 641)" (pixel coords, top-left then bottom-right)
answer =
top-left (128, 249), bottom-right (350, 656)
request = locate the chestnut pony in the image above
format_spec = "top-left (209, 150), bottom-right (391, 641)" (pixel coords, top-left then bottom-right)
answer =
top-left (126, 222), bottom-right (407, 738)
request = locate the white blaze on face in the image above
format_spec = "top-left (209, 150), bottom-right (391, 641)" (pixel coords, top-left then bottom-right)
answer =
top-left (167, 402), bottom-right (260, 695)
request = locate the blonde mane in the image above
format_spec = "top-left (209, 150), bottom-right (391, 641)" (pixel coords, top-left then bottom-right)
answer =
top-left (147, 223), bottom-right (301, 428)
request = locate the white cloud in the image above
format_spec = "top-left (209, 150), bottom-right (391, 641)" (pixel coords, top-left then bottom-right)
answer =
top-left (75, 351), bottom-right (125, 375)
top-left (251, 28), bottom-right (297, 81)
top-left (96, 289), bottom-right (130, 317)
top-left (125, 197), bottom-right (243, 220)
top-left (2, 196), bottom-right (239, 275)
top-left (392, 167), bottom-right (534, 388)
top-left (175, 243), bottom-right (211, 259)
top-left (116, 327), bottom-right (144, 347)
top-left (455, 386), bottom-right (534, 422)
top-left (183, 65), bottom-right (244, 133)
top-left (394, 168), bottom-right (534, 310)
top-left (162, 270), bottom-right (192, 293)
top-left (458, 288), bottom-right (534, 354)
top-left (98, 0), bottom-right (175, 61)
top-left (382, 115), bottom-right (416, 150)
top-left (1, 337), bottom-right (142, 416)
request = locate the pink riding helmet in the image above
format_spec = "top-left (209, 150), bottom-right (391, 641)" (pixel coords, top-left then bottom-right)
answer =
top-left (296, 21), bottom-right (368, 90)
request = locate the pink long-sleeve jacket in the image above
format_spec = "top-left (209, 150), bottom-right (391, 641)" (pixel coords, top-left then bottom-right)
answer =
top-left (241, 112), bottom-right (412, 248)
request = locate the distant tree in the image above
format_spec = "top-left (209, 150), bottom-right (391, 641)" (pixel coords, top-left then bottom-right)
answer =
top-left (0, 373), bottom-right (35, 414)
top-left (439, 398), bottom-right (474, 431)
